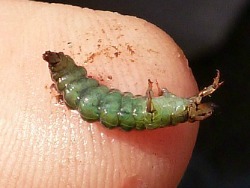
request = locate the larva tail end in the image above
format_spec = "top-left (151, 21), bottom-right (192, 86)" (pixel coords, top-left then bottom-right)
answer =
top-left (188, 70), bottom-right (223, 122)
top-left (188, 102), bottom-right (217, 122)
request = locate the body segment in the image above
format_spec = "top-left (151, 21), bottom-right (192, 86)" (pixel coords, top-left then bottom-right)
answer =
top-left (43, 51), bottom-right (222, 130)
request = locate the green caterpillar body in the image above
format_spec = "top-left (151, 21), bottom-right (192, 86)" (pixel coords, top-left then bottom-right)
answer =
top-left (43, 51), bottom-right (222, 131)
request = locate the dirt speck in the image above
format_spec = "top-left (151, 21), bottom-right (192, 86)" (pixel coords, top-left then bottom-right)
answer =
top-left (127, 44), bottom-right (135, 55)
top-left (117, 34), bottom-right (124, 39)
top-left (147, 49), bottom-right (159, 54)
top-left (114, 51), bottom-right (121, 57)
top-left (98, 74), bottom-right (104, 81)
top-left (86, 53), bottom-right (96, 63)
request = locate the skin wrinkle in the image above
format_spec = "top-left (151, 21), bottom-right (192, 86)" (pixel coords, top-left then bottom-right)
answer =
top-left (0, 1), bottom-right (199, 187)
top-left (1, 121), bottom-right (21, 185)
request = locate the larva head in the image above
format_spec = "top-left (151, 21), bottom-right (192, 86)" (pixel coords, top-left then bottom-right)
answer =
top-left (43, 51), bottom-right (76, 73)
top-left (188, 102), bottom-right (216, 122)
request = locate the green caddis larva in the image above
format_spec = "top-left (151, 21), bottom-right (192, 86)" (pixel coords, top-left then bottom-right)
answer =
top-left (43, 51), bottom-right (223, 131)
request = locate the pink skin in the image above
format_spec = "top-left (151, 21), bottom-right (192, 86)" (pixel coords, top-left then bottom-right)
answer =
top-left (0, 1), bottom-right (198, 187)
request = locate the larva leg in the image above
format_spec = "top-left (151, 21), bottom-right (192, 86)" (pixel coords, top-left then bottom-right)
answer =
top-left (146, 79), bottom-right (168, 113)
top-left (155, 80), bottom-right (173, 97)
top-left (50, 83), bottom-right (64, 104)
top-left (146, 79), bottom-right (154, 113)
top-left (192, 70), bottom-right (223, 104)
top-left (155, 80), bottom-right (164, 96)
top-left (49, 83), bottom-right (57, 91)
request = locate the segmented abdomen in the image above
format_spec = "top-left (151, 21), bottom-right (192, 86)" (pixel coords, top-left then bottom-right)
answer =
top-left (43, 51), bottom-right (189, 130)
top-left (63, 75), bottom-right (151, 130)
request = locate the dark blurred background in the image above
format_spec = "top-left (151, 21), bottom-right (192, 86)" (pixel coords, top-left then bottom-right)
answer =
top-left (37, 1), bottom-right (250, 187)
